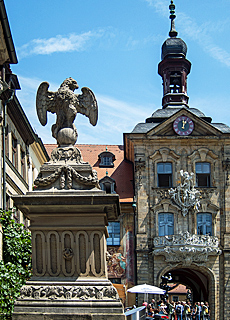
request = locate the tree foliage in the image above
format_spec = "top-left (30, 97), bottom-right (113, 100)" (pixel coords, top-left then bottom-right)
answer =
top-left (0, 209), bottom-right (32, 318)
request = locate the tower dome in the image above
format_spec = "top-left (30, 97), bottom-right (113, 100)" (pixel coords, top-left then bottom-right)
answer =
top-left (162, 37), bottom-right (187, 60)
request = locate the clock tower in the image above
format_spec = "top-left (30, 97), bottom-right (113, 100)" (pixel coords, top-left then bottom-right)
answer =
top-left (158, 0), bottom-right (191, 109)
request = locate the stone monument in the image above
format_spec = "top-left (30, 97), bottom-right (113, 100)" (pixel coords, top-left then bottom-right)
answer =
top-left (12, 78), bottom-right (125, 320)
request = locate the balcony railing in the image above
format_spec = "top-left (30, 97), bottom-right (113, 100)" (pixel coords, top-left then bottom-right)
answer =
top-left (152, 232), bottom-right (221, 265)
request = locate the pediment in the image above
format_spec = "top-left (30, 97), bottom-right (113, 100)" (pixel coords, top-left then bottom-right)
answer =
top-left (147, 108), bottom-right (222, 137)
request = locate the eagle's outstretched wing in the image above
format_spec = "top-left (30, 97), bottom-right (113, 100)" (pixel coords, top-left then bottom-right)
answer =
top-left (36, 82), bottom-right (56, 126)
top-left (77, 87), bottom-right (98, 126)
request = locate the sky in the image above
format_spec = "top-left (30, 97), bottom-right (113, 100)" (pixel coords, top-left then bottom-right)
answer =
top-left (4, 0), bottom-right (230, 145)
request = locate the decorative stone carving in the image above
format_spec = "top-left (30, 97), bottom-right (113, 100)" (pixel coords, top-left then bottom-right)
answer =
top-left (63, 248), bottom-right (73, 260)
top-left (36, 77), bottom-right (98, 146)
top-left (51, 146), bottom-right (86, 163)
top-left (19, 285), bottom-right (120, 301)
top-left (153, 231), bottom-right (221, 265)
top-left (34, 165), bottom-right (99, 189)
top-left (169, 170), bottom-right (201, 216)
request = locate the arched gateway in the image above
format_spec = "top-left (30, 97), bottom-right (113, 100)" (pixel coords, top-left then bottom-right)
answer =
top-left (158, 265), bottom-right (218, 317)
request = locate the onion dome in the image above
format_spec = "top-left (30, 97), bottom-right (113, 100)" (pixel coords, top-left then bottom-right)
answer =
top-left (161, 1), bottom-right (187, 59)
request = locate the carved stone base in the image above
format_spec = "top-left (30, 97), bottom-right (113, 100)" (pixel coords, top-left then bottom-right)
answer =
top-left (13, 280), bottom-right (125, 320)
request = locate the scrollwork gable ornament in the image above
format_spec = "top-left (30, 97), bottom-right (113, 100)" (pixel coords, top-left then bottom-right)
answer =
top-left (169, 170), bottom-right (201, 216)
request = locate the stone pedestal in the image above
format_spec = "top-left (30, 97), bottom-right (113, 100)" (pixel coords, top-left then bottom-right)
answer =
top-left (12, 147), bottom-right (125, 319)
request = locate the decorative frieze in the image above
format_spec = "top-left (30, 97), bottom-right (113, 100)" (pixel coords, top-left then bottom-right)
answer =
top-left (153, 231), bottom-right (221, 265)
top-left (19, 285), bottom-right (119, 301)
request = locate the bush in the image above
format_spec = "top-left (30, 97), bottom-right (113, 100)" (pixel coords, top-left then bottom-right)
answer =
top-left (0, 209), bottom-right (32, 318)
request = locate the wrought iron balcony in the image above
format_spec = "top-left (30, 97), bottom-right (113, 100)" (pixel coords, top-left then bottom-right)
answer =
top-left (152, 232), bottom-right (221, 265)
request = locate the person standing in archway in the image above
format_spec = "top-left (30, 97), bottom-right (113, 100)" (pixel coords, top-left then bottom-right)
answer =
top-left (175, 301), bottom-right (183, 320)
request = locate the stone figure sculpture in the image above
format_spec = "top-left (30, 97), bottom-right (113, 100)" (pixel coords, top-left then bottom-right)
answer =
top-left (34, 77), bottom-right (100, 190)
top-left (169, 170), bottom-right (201, 216)
top-left (36, 77), bottom-right (98, 146)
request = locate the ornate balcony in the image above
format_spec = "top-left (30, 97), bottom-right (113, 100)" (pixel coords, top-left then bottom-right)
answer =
top-left (152, 232), bottom-right (221, 266)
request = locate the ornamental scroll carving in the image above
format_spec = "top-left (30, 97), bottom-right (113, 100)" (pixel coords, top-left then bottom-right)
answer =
top-left (34, 165), bottom-right (99, 189)
top-left (169, 170), bottom-right (201, 216)
top-left (19, 285), bottom-right (119, 301)
top-left (153, 232), bottom-right (221, 265)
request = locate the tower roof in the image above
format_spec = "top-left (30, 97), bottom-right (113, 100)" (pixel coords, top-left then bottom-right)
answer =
top-left (161, 1), bottom-right (187, 60)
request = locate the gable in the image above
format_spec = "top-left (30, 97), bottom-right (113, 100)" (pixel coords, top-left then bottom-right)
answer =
top-left (147, 108), bottom-right (222, 137)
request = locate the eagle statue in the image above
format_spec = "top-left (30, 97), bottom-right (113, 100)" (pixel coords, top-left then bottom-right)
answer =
top-left (36, 77), bottom-right (98, 146)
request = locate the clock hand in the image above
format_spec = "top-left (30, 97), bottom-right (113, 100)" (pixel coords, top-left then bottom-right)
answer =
top-left (182, 120), bottom-right (187, 129)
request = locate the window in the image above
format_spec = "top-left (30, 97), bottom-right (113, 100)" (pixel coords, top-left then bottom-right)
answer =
top-left (21, 149), bottom-right (26, 179)
top-left (158, 213), bottom-right (174, 236)
top-left (197, 213), bottom-right (212, 236)
top-left (101, 156), bottom-right (113, 166)
top-left (157, 162), bottom-right (172, 187)
top-left (173, 296), bottom-right (179, 302)
top-left (170, 72), bottom-right (181, 93)
top-left (98, 151), bottom-right (115, 167)
top-left (196, 162), bottom-right (211, 187)
top-left (12, 136), bottom-right (17, 167)
top-left (107, 222), bottom-right (120, 246)
top-left (99, 176), bottom-right (116, 194)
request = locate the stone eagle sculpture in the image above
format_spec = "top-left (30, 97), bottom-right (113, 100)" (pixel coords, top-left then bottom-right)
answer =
top-left (36, 77), bottom-right (98, 146)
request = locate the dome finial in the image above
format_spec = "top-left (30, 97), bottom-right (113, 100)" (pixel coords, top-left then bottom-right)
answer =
top-left (169, 0), bottom-right (178, 37)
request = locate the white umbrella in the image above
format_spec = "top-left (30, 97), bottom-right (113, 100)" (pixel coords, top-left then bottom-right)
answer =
top-left (127, 284), bottom-right (165, 302)
top-left (127, 284), bottom-right (165, 294)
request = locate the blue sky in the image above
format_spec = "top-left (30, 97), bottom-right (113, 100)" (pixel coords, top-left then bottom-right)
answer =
top-left (5, 0), bottom-right (230, 145)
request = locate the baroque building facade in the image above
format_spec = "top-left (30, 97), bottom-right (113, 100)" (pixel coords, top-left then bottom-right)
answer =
top-left (124, 3), bottom-right (230, 319)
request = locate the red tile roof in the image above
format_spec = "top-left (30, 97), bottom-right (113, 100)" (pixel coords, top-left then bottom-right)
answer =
top-left (44, 144), bottom-right (134, 202)
top-left (168, 284), bottom-right (187, 294)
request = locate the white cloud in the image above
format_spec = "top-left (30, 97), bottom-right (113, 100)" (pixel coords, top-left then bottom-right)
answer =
top-left (145, 0), bottom-right (168, 17)
top-left (18, 30), bottom-right (105, 58)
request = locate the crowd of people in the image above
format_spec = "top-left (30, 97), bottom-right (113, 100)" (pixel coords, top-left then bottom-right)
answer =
top-left (144, 299), bottom-right (210, 319)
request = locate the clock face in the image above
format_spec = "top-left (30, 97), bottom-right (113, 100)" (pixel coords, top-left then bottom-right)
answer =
top-left (173, 116), bottom-right (194, 136)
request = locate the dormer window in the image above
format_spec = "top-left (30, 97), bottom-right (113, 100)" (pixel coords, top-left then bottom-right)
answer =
top-left (98, 150), bottom-right (115, 167)
top-left (99, 176), bottom-right (116, 194)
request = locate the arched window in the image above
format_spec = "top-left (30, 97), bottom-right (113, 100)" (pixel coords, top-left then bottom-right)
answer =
top-left (197, 213), bottom-right (212, 235)
top-left (158, 213), bottom-right (174, 236)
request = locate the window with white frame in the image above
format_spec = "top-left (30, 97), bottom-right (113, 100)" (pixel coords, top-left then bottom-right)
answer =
top-left (158, 213), bottom-right (174, 236)
top-left (197, 213), bottom-right (212, 236)
top-left (195, 162), bottom-right (211, 187)
top-left (107, 222), bottom-right (120, 246)
top-left (157, 162), bottom-right (172, 187)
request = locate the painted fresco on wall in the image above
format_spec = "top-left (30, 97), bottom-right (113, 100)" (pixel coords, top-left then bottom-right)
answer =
top-left (107, 247), bottom-right (126, 278)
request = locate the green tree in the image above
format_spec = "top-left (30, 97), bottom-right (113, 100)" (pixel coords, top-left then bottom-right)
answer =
top-left (0, 209), bottom-right (32, 318)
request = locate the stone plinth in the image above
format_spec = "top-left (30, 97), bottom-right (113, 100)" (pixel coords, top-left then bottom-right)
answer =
top-left (12, 191), bottom-right (125, 319)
